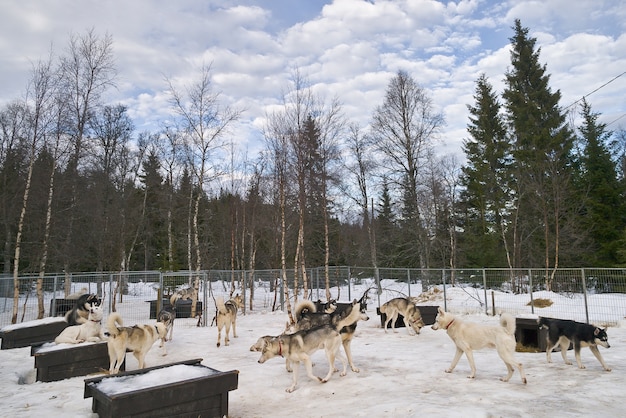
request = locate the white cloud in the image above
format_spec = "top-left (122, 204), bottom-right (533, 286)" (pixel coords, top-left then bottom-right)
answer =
top-left (0, 0), bottom-right (624, 166)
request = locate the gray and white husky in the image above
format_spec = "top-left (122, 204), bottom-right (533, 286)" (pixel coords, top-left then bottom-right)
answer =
top-left (288, 291), bottom-right (370, 373)
top-left (257, 324), bottom-right (348, 393)
top-left (379, 297), bottom-right (425, 335)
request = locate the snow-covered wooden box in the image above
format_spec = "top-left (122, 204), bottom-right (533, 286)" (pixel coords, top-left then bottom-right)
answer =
top-left (83, 358), bottom-right (239, 418)
top-left (31, 340), bottom-right (116, 382)
top-left (0, 318), bottom-right (68, 349)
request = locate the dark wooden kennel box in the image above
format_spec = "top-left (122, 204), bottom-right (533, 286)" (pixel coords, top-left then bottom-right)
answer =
top-left (84, 358), bottom-right (239, 418)
top-left (49, 298), bottom-right (80, 317)
top-left (377, 305), bottom-right (439, 327)
top-left (148, 299), bottom-right (203, 319)
top-left (31, 340), bottom-right (118, 382)
top-left (0, 319), bottom-right (68, 349)
top-left (514, 317), bottom-right (571, 352)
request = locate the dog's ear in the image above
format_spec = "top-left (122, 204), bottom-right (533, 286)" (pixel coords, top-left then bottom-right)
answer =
top-left (437, 307), bottom-right (445, 315)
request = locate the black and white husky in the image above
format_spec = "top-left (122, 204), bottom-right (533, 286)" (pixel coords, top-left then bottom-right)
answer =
top-left (64, 293), bottom-right (102, 326)
top-left (538, 317), bottom-right (611, 371)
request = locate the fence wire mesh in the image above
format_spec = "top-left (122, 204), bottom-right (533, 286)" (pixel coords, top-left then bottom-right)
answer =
top-left (1, 267), bottom-right (625, 329)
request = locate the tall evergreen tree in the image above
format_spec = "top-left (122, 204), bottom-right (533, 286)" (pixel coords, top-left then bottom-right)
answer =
top-left (502, 19), bottom-right (574, 277)
top-left (460, 74), bottom-right (511, 267)
top-left (140, 149), bottom-right (166, 270)
top-left (576, 98), bottom-right (624, 265)
top-left (376, 178), bottom-right (399, 267)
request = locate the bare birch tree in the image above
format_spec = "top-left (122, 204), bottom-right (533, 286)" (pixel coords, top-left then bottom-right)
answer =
top-left (343, 123), bottom-right (378, 267)
top-left (167, 64), bottom-right (242, 315)
top-left (58, 29), bottom-right (115, 294)
top-left (12, 55), bottom-right (56, 323)
top-left (371, 70), bottom-right (444, 268)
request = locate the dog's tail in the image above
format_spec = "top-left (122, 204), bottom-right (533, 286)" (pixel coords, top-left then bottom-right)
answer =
top-left (106, 312), bottom-right (124, 337)
top-left (499, 312), bottom-right (516, 335)
top-left (216, 296), bottom-right (228, 315)
top-left (379, 301), bottom-right (389, 314)
top-left (537, 316), bottom-right (550, 329)
top-left (294, 299), bottom-right (317, 320)
top-left (170, 292), bottom-right (180, 307)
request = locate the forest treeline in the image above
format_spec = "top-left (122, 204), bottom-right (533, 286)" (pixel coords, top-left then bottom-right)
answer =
top-left (2, 20), bottom-right (626, 283)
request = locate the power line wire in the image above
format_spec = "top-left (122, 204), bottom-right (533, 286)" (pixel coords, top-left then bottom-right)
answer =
top-left (564, 71), bottom-right (626, 111)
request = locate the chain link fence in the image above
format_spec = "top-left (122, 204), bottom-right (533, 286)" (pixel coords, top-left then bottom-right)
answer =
top-left (1, 267), bottom-right (625, 329)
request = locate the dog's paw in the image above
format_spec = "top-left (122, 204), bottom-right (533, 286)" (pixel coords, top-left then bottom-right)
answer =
top-left (351, 367), bottom-right (360, 373)
top-left (604, 367), bottom-right (612, 372)
top-left (578, 365), bottom-right (586, 369)
top-left (445, 369), bottom-right (453, 374)
top-left (286, 387), bottom-right (296, 393)
top-left (340, 371), bottom-right (347, 377)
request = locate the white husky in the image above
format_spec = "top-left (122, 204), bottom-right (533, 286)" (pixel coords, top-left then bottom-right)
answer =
top-left (432, 307), bottom-right (527, 384)
top-left (55, 305), bottom-right (104, 344)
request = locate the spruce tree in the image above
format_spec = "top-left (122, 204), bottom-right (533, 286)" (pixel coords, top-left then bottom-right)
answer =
top-left (460, 74), bottom-right (511, 267)
top-left (502, 19), bottom-right (574, 273)
top-left (576, 98), bottom-right (624, 265)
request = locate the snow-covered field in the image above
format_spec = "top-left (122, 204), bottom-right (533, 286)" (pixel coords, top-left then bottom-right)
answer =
top-left (1, 280), bottom-right (625, 417)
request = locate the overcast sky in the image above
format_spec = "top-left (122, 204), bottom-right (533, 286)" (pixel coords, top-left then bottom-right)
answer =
top-left (1, 0), bottom-right (625, 159)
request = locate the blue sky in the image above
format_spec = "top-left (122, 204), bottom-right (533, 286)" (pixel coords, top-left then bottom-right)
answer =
top-left (1, 0), bottom-right (625, 159)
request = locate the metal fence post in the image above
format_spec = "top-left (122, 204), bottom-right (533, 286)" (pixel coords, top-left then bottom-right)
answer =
top-left (50, 275), bottom-right (58, 317)
top-left (482, 269), bottom-right (488, 315)
top-left (407, 268), bottom-right (411, 297)
top-left (529, 270), bottom-right (534, 315)
top-left (442, 269), bottom-right (447, 312)
top-left (581, 268), bottom-right (589, 323)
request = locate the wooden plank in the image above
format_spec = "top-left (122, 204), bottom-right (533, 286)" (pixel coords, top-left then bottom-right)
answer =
top-left (33, 341), bottom-right (117, 382)
top-left (0, 321), bottom-right (68, 349)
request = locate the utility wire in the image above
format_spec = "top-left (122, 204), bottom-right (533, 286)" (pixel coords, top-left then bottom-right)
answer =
top-left (564, 71), bottom-right (626, 111)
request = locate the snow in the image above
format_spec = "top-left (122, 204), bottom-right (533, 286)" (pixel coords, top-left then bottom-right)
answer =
top-left (1, 281), bottom-right (625, 417)
top-left (0, 316), bottom-right (67, 332)
top-left (93, 364), bottom-right (217, 395)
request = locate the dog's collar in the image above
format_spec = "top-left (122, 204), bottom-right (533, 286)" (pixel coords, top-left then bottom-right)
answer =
top-left (278, 339), bottom-right (284, 357)
top-left (90, 319), bottom-right (101, 323)
top-left (155, 325), bottom-right (160, 334)
top-left (445, 319), bottom-right (455, 330)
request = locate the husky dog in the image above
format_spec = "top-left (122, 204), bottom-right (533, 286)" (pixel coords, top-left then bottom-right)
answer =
top-left (538, 317), bottom-right (611, 371)
top-left (258, 313), bottom-right (359, 392)
top-left (106, 312), bottom-right (167, 374)
top-left (65, 293), bottom-right (102, 326)
top-left (432, 307), bottom-right (527, 384)
top-left (157, 305), bottom-right (176, 354)
top-left (216, 294), bottom-right (244, 347)
top-left (380, 297), bottom-right (425, 335)
top-left (251, 335), bottom-right (294, 372)
top-left (66, 287), bottom-right (88, 300)
top-left (169, 286), bottom-right (196, 307)
top-left (55, 305), bottom-right (104, 344)
top-left (288, 290), bottom-right (370, 373)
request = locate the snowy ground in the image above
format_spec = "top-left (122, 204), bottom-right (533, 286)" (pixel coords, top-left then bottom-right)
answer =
top-left (1, 284), bottom-right (625, 417)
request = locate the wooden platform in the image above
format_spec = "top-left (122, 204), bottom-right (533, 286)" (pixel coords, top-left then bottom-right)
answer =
top-left (0, 319), bottom-right (68, 349)
top-left (84, 358), bottom-right (238, 418)
top-left (31, 340), bottom-right (118, 382)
